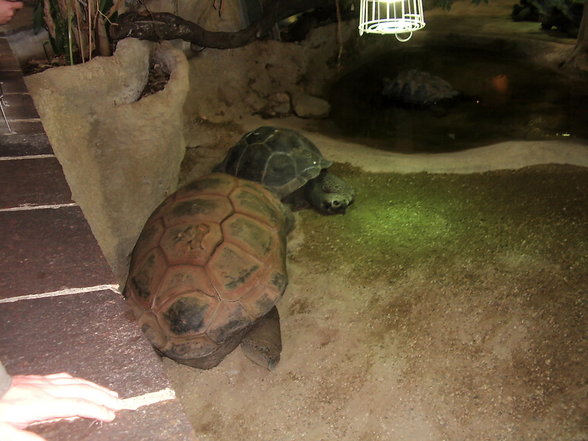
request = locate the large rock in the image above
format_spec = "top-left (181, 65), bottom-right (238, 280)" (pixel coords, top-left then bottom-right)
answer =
top-left (292, 93), bottom-right (331, 118)
top-left (26, 38), bottom-right (189, 282)
top-left (184, 40), bottom-right (308, 124)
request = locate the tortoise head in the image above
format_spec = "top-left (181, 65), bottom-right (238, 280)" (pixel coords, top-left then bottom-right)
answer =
top-left (305, 170), bottom-right (355, 215)
top-left (314, 192), bottom-right (353, 214)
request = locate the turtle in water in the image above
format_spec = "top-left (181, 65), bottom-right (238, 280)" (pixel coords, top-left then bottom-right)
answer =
top-left (382, 69), bottom-right (461, 113)
top-left (216, 126), bottom-right (355, 215)
top-left (124, 173), bottom-right (292, 370)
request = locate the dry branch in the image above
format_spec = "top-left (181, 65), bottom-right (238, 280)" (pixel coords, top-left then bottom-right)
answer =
top-left (109, 0), bottom-right (280, 49)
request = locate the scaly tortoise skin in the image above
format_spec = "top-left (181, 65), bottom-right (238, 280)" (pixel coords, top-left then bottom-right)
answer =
top-left (124, 173), bottom-right (292, 370)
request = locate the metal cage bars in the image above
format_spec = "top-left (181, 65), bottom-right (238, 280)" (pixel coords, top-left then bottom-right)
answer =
top-left (358, 0), bottom-right (426, 42)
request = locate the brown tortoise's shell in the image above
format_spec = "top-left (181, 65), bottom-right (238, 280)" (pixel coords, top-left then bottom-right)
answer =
top-left (124, 173), bottom-right (290, 369)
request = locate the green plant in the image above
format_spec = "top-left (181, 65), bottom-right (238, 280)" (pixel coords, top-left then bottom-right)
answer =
top-left (33, 0), bottom-right (120, 64)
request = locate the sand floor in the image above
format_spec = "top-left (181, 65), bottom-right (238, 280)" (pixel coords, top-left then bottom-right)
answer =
top-left (166, 139), bottom-right (587, 440)
top-left (163, 1), bottom-right (587, 438)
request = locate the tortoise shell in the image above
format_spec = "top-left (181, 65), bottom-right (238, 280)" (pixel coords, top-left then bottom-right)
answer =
top-left (124, 173), bottom-right (291, 369)
top-left (382, 69), bottom-right (460, 107)
top-left (217, 126), bottom-right (332, 199)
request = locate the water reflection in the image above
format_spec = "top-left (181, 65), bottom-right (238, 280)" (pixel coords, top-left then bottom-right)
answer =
top-left (325, 47), bottom-right (588, 153)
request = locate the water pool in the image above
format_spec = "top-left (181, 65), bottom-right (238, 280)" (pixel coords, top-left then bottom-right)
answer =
top-left (325, 46), bottom-right (588, 153)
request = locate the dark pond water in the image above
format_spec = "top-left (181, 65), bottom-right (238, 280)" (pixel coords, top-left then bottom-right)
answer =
top-left (325, 46), bottom-right (588, 153)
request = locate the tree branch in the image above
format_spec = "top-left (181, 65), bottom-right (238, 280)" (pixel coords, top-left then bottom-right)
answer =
top-left (109, 0), bottom-right (280, 49)
top-left (563, 0), bottom-right (588, 70)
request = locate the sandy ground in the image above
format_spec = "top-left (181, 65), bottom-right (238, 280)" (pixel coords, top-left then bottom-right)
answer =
top-left (7, 0), bottom-right (586, 438)
top-left (168, 133), bottom-right (587, 441)
top-left (164, 2), bottom-right (587, 439)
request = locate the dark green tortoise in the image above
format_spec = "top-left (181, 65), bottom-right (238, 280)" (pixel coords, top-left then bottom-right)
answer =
top-left (216, 126), bottom-right (355, 215)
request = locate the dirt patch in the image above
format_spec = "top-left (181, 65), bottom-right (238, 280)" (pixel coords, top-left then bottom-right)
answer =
top-left (165, 163), bottom-right (587, 441)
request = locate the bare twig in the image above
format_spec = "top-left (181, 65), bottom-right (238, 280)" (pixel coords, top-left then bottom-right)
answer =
top-left (110, 0), bottom-right (281, 49)
top-left (335, 0), bottom-right (343, 68)
top-left (72, 0), bottom-right (86, 62)
top-left (43, 0), bottom-right (56, 39)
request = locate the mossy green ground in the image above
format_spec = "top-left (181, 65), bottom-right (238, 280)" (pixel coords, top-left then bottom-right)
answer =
top-left (295, 163), bottom-right (587, 285)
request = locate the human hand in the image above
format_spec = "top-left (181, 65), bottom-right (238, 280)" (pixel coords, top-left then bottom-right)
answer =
top-left (0, 0), bottom-right (23, 25)
top-left (0, 421), bottom-right (46, 440)
top-left (0, 372), bottom-right (122, 440)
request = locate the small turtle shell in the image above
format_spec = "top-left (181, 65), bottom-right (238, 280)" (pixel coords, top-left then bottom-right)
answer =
top-left (219, 126), bottom-right (332, 198)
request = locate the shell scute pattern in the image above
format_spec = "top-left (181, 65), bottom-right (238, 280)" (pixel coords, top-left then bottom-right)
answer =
top-left (129, 248), bottom-right (166, 306)
top-left (220, 126), bottom-right (332, 199)
top-left (205, 300), bottom-right (251, 343)
top-left (160, 222), bottom-right (222, 266)
top-left (124, 173), bottom-right (289, 369)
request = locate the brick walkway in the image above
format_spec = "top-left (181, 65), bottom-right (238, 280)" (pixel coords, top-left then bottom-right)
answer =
top-left (0, 35), bottom-right (196, 441)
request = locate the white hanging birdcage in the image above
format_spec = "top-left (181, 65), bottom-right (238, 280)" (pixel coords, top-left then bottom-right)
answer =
top-left (358, 0), bottom-right (426, 42)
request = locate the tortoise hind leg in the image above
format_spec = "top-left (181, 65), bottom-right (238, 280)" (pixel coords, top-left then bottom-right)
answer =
top-left (240, 306), bottom-right (282, 370)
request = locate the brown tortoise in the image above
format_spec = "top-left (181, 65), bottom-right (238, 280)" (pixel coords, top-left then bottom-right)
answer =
top-left (124, 173), bottom-right (293, 370)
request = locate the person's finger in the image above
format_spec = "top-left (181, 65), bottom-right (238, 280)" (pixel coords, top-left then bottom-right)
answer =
top-left (34, 397), bottom-right (118, 422)
top-left (41, 373), bottom-right (73, 380)
top-left (3, 397), bottom-right (117, 426)
top-left (0, 422), bottom-right (46, 441)
top-left (11, 375), bottom-right (120, 400)
top-left (12, 373), bottom-right (72, 383)
top-left (12, 2), bottom-right (24, 11)
top-left (40, 384), bottom-right (122, 410)
top-left (45, 378), bottom-right (120, 398)
top-left (43, 378), bottom-right (119, 397)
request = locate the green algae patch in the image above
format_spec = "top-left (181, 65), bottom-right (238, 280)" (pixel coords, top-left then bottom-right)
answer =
top-left (295, 163), bottom-right (588, 284)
